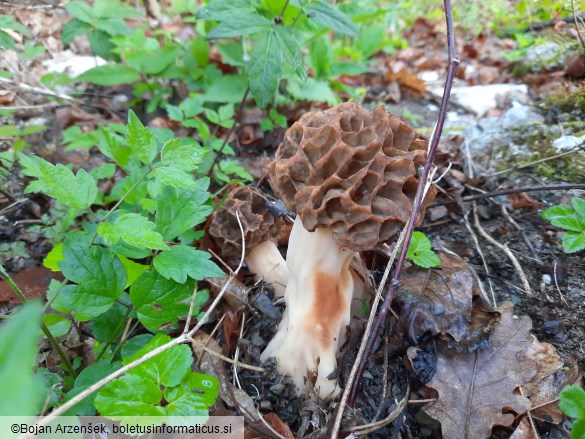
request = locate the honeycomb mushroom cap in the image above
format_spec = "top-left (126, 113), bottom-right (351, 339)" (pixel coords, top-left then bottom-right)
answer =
top-left (208, 186), bottom-right (285, 266)
top-left (269, 102), bottom-right (436, 252)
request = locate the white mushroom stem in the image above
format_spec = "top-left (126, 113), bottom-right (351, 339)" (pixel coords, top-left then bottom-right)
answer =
top-left (245, 240), bottom-right (288, 297)
top-left (260, 217), bottom-right (355, 398)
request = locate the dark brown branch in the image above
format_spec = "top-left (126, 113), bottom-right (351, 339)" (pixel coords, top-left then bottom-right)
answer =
top-left (348, 0), bottom-right (459, 406)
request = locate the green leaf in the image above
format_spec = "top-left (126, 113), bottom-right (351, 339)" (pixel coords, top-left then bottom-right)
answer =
top-left (0, 302), bottom-right (45, 416)
top-left (563, 231), bottom-right (585, 254)
top-left (61, 18), bottom-right (91, 44)
top-left (160, 139), bottom-right (206, 171)
top-left (203, 74), bottom-right (248, 103)
top-left (65, 2), bottom-right (95, 24)
top-left (88, 29), bottom-right (116, 60)
top-left (94, 374), bottom-right (166, 418)
top-left (308, 36), bottom-right (331, 80)
top-left (65, 361), bottom-right (121, 415)
top-left (287, 77), bottom-right (339, 105)
top-left (126, 110), bottom-right (157, 165)
top-left (573, 418), bottom-right (585, 439)
top-left (550, 216), bottom-right (584, 233)
top-left (560, 385), bottom-right (585, 419)
top-left (155, 184), bottom-right (212, 241)
top-left (43, 314), bottom-right (71, 337)
top-left (185, 371), bottom-right (220, 407)
top-left (98, 213), bottom-right (168, 250)
top-left (197, 0), bottom-right (257, 20)
top-left (154, 245), bottom-right (224, 283)
top-left (130, 271), bottom-right (195, 331)
top-left (121, 334), bottom-right (153, 359)
top-left (572, 197), bottom-right (585, 219)
top-left (206, 13), bottom-right (272, 40)
top-left (542, 205), bottom-right (575, 221)
top-left (77, 64), bottom-right (140, 85)
top-left (307, 0), bottom-right (358, 36)
top-left (152, 166), bottom-right (199, 190)
top-left (164, 384), bottom-right (209, 417)
top-left (407, 231), bottom-right (441, 268)
top-left (119, 256), bottom-right (148, 288)
top-left (248, 30), bottom-right (282, 109)
top-left (0, 125), bottom-right (20, 137)
top-left (166, 104), bottom-right (184, 122)
top-left (125, 334), bottom-right (192, 387)
top-left (19, 154), bottom-right (97, 209)
top-left (274, 26), bottom-right (306, 81)
top-left (89, 300), bottom-right (128, 342)
top-left (58, 238), bottom-right (127, 320)
top-left (0, 14), bottom-right (28, 34)
top-left (90, 163), bottom-right (116, 180)
top-left (43, 243), bottom-right (64, 272)
top-left (0, 30), bottom-right (16, 51)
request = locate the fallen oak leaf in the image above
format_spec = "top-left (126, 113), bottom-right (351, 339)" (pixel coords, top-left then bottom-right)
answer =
top-left (423, 302), bottom-right (537, 439)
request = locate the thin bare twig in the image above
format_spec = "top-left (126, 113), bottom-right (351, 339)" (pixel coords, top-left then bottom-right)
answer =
top-left (346, 0), bottom-right (459, 409)
top-left (190, 339), bottom-right (264, 372)
top-left (571, 0), bottom-right (585, 49)
top-left (473, 202), bottom-right (533, 296)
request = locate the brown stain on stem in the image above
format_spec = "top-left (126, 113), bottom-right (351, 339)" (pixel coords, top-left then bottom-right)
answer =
top-left (307, 270), bottom-right (351, 350)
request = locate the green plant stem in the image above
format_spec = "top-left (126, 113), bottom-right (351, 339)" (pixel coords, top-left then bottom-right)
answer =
top-left (0, 263), bottom-right (77, 378)
top-left (206, 86), bottom-right (250, 178)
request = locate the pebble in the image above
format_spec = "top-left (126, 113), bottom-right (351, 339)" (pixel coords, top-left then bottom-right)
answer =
top-left (252, 293), bottom-right (281, 320)
top-left (269, 383), bottom-right (285, 395)
top-left (259, 400), bottom-right (272, 411)
top-left (542, 274), bottom-right (552, 285)
top-left (250, 333), bottom-right (265, 347)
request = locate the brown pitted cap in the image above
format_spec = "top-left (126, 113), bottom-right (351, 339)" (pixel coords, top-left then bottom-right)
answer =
top-left (268, 102), bottom-right (435, 251)
top-left (208, 186), bottom-right (285, 266)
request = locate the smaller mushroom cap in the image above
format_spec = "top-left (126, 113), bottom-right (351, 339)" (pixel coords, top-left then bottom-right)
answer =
top-left (269, 102), bottom-right (436, 251)
top-left (208, 186), bottom-right (285, 266)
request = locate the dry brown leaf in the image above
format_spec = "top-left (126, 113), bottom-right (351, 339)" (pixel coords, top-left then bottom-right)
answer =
top-left (423, 302), bottom-right (537, 439)
top-left (509, 417), bottom-right (537, 439)
top-left (506, 192), bottom-right (543, 209)
top-left (396, 253), bottom-right (498, 350)
top-left (520, 336), bottom-right (563, 397)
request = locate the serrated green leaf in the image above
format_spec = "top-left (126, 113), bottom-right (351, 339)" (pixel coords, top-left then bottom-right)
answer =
top-left (274, 26), bottom-right (306, 81)
top-left (0, 14), bottom-right (28, 34)
top-left (154, 245), bottom-right (224, 283)
top-left (572, 197), bottom-right (585, 219)
top-left (65, 2), bottom-right (95, 24)
top-left (43, 243), bottom-right (64, 272)
top-left (43, 314), bottom-right (71, 337)
top-left (309, 37), bottom-right (331, 80)
top-left (95, 374), bottom-right (165, 418)
top-left (307, 0), bottom-right (358, 36)
top-left (563, 231), bottom-right (585, 254)
top-left (573, 418), bottom-right (585, 439)
top-left (248, 30), bottom-right (282, 109)
top-left (152, 166), bottom-right (199, 190)
top-left (155, 184), bottom-right (212, 241)
top-left (87, 29), bottom-right (115, 60)
top-left (94, 17), bottom-right (131, 36)
top-left (0, 302), bottom-right (45, 416)
top-left (164, 383), bottom-right (209, 418)
top-left (197, 0), bottom-right (257, 20)
top-left (206, 13), bottom-right (272, 40)
top-left (160, 139), bottom-right (206, 171)
top-left (121, 334), bottom-right (153, 359)
top-left (19, 154), bottom-right (97, 209)
top-left (185, 371), bottom-right (219, 407)
top-left (166, 104), bottom-right (184, 122)
top-left (287, 77), bottom-right (339, 105)
top-left (412, 250), bottom-right (442, 268)
top-left (126, 110), bottom-right (157, 165)
top-left (98, 213), bottom-right (168, 250)
top-left (560, 385), bottom-right (585, 419)
top-left (130, 271), bottom-right (195, 331)
top-left (61, 18), bottom-right (91, 44)
top-left (90, 162), bottom-right (116, 180)
top-left (125, 334), bottom-right (192, 387)
top-left (58, 238), bottom-right (127, 320)
top-left (77, 64), bottom-right (139, 85)
top-left (0, 125), bottom-right (20, 137)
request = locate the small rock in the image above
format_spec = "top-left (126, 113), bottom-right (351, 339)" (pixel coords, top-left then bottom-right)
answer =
top-left (542, 274), bottom-right (552, 285)
top-left (427, 205), bottom-right (448, 221)
top-left (552, 134), bottom-right (585, 151)
top-left (250, 333), bottom-right (265, 347)
top-left (252, 293), bottom-right (281, 320)
top-left (259, 400), bottom-right (272, 411)
top-left (269, 383), bottom-right (285, 395)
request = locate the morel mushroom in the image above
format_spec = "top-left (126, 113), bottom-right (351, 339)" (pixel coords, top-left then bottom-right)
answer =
top-left (208, 186), bottom-right (288, 296)
top-left (260, 102), bottom-right (435, 398)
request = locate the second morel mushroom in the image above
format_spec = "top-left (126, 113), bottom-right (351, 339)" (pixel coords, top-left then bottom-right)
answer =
top-left (208, 186), bottom-right (288, 296)
top-left (260, 102), bottom-right (435, 398)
